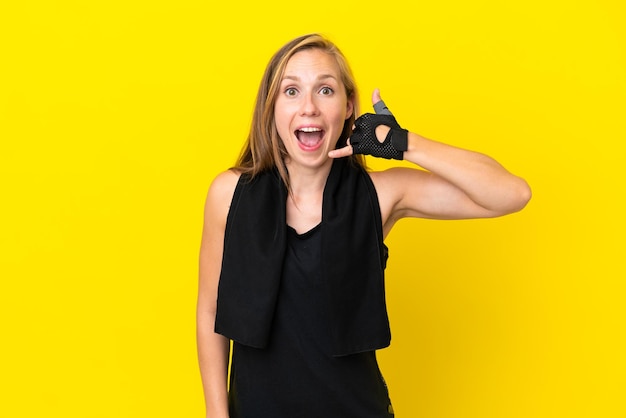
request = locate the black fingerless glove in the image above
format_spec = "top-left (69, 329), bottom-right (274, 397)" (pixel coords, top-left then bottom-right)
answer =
top-left (350, 113), bottom-right (408, 160)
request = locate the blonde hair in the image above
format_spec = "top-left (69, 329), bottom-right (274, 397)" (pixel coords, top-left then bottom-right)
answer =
top-left (235, 34), bottom-right (364, 187)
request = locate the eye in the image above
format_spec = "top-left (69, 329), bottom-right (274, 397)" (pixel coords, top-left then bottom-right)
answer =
top-left (320, 86), bottom-right (333, 95)
top-left (285, 87), bottom-right (298, 97)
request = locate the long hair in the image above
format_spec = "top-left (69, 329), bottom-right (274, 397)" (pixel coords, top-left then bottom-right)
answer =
top-left (235, 34), bottom-right (364, 187)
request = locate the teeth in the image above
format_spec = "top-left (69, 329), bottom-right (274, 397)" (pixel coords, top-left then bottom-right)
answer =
top-left (298, 127), bottom-right (322, 132)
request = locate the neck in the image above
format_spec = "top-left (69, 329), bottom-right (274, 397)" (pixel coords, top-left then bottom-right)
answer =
top-left (285, 158), bottom-right (333, 197)
top-left (284, 159), bottom-right (334, 233)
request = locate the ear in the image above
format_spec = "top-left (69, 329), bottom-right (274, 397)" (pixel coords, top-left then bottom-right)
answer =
top-left (345, 96), bottom-right (354, 120)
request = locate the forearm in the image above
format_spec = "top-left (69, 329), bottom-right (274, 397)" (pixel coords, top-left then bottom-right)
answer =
top-left (404, 132), bottom-right (531, 214)
top-left (197, 313), bottom-right (230, 418)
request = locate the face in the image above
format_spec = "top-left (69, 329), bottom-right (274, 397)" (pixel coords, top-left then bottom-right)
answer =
top-left (274, 48), bottom-right (354, 170)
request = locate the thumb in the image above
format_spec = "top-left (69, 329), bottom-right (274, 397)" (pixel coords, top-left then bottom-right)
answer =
top-left (372, 88), bottom-right (393, 116)
top-left (372, 88), bottom-right (382, 104)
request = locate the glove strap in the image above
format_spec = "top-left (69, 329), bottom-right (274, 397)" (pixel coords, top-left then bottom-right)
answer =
top-left (389, 128), bottom-right (408, 152)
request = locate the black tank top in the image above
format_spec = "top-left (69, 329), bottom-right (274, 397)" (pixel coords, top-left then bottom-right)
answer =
top-left (228, 224), bottom-right (394, 418)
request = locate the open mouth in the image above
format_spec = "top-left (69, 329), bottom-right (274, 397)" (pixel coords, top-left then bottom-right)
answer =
top-left (295, 127), bottom-right (325, 149)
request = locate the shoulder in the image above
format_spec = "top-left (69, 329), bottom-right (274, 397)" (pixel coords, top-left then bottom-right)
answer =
top-left (204, 169), bottom-right (242, 227)
top-left (368, 167), bottom-right (429, 206)
top-left (208, 169), bottom-right (241, 199)
top-left (367, 167), bottom-right (432, 234)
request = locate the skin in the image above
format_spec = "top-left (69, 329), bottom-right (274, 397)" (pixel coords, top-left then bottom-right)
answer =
top-left (197, 48), bottom-right (532, 417)
top-left (275, 49), bottom-right (353, 174)
top-left (274, 49), bottom-right (354, 232)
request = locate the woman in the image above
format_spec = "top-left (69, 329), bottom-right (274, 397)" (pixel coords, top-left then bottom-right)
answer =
top-left (197, 34), bottom-right (531, 418)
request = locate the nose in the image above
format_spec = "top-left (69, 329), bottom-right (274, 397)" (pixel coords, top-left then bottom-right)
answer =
top-left (299, 91), bottom-right (320, 116)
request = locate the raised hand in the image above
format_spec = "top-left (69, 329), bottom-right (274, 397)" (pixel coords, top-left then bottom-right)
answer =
top-left (329, 89), bottom-right (407, 160)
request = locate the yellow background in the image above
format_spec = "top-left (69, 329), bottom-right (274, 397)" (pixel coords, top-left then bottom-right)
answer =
top-left (1, 0), bottom-right (624, 417)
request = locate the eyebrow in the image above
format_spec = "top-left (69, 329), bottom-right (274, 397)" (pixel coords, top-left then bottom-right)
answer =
top-left (281, 74), bottom-right (338, 82)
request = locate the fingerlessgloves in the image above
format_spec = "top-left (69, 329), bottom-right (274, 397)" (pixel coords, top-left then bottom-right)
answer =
top-left (350, 101), bottom-right (408, 160)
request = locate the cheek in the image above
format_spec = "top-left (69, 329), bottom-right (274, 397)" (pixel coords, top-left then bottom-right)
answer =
top-left (274, 113), bottom-right (292, 143)
top-left (274, 101), bottom-right (294, 126)
top-left (273, 104), bottom-right (286, 127)
top-left (332, 102), bottom-right (350, 125)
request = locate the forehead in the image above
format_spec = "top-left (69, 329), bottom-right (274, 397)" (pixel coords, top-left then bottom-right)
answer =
top-left (283, 49), bottom-right (342, 80)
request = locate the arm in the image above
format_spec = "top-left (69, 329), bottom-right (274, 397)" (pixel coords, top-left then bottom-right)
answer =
top-left (372, 131), bottom-right (531, 224)
top-left (330, 90), bottom-right (531, 232)
top-left (197, 170), bottom-right (240, 418)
